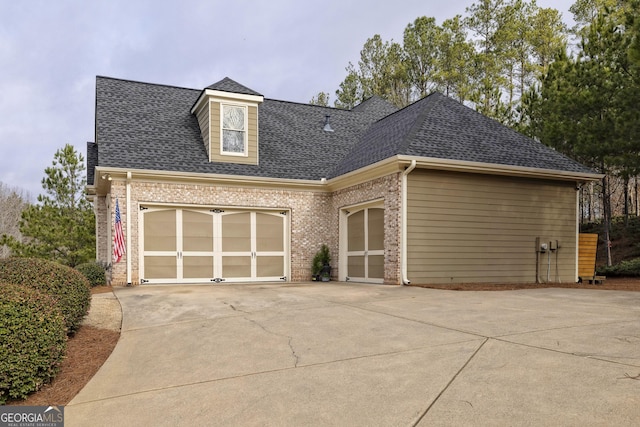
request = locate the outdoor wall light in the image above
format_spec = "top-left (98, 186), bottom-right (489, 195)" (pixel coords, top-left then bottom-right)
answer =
top-left (101, 174), bottom-right (112, 181)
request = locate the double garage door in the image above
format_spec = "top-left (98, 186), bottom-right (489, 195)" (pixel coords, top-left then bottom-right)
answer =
top-left (140, 207), bottom-right (288, 284)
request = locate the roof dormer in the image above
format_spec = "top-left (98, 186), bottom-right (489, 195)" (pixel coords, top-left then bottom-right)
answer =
top-left (191, 77), bottom-right (263, 165)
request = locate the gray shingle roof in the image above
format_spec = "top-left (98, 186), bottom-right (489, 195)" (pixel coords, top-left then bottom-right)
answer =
top-left (206, 77), bottom-right (262, 96)
top-left (351, 95), bottom-right (399, 117)
top-left (87, 141), bottom-right (98, 185)
top-left (94, 77), bottom-right (393, 181)
top-left (92, 77), bottom-right (594, 185)
top-left (332, 92), bottom-right (594, 177)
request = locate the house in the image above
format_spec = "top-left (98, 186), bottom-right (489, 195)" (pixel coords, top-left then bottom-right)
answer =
top-left (86, 76), bottom-right (602, 286)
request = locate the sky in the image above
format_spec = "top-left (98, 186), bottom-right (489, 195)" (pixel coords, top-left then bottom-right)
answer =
top-left (0, 0), bottom-right (576, 199)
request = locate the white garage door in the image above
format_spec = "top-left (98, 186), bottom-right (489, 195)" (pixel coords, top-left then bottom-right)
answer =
top-left (140, 206), bottom-right (288, 284)
top-left (345, 206), bottom-right (385, 283)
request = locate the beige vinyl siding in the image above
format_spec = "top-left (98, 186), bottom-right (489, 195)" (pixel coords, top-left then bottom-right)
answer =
top-left (248, 105), bottom-right (258, 163)
top-left (195, 102), bottom-right (210, 159)
top-left (210, 101), bottom-right (220, 160)
top-left (209, 102), bottom-right (258, 165)
top-left (407, 169), bottom-right (577, 284)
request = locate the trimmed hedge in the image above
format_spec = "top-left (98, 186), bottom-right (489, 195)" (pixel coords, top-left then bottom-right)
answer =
top-left (0, 284), bottom-right (67, 404)
top-left (76, 261), bottom-right (106, 287)
top-left (597, 258), bottom-right (640, 277)
top-left (0, 258), bottom-right (91, 334)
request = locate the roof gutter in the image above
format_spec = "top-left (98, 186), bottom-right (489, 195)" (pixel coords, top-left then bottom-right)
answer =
top-left (397, 155), bottom-right (604, 182)
top-left (92, 166), bottom-right (332, 195)
top-left (401, 159), bottom-right (417, 285)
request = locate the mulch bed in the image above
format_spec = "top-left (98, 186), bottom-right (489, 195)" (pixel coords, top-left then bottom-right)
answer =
top-left (410, 276), bottom-right (640, 291)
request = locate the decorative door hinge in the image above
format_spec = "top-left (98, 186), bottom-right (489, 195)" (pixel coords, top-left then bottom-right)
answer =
top-left (210, 209), bottom-right (225, 213)
top-left (140, 206), bottom-right (148, 211)
top-left (211, 278), bottom-right (225, 283)
top-left (280, 276), bottom-right (287, 281)
top-left (141, 279), bottom-right (149, 283)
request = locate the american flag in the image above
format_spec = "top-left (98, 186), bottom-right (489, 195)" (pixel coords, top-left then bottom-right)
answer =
top-left (113, 199), bottom-right (126, 263)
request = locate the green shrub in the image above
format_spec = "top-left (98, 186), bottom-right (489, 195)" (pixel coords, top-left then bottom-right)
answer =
top-left (597, 258), bottom-right (640, 277)
top-left (0, 284), bottom-right (67, 403)
top-left (311, 244), bottom-right (332, 279)
top-left (0, 258), bottom-right (91, 334)
top-left (76, 261), bottom-right (106, 287)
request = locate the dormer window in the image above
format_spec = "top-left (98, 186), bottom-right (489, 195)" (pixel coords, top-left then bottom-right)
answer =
top-left (191, 77), bottom-right (263, 165)
top-left (222, 104), bottom-right (247, 155)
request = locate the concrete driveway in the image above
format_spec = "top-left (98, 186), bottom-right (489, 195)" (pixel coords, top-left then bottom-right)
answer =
top-left (67, 283), bottom-right (640, 426)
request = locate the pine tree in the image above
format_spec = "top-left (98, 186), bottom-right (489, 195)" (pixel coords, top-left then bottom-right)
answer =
top-left (1, 144), bottom-right (95, 266)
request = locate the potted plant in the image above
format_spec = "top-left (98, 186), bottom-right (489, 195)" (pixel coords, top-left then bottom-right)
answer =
top-left (311, 244), bottom-right (332, 281)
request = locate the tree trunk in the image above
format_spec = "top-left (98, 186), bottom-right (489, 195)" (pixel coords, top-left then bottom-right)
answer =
top-left (579, 186), bottom-right (585, 225)
top-left (624, 175), bottom-right (629, 227)
top-left (588, 181), bottom-right (595, 222)
top-left (602, 174), bottom-right (612, 266)
top-left (634, 175), bottom-right (640, 216)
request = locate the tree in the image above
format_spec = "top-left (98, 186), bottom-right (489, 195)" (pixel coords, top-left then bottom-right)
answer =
top-left (309, 92), bottom-right (330, 106)
top-left (434, 16), bottom-right (475, 102)
top-left (334, 35), bottom-right (411, 109)
top-left (526, 4), bottom-right (640, 264)
top-left (569, 0), bottom-right (620, 35)
top-left (529, 7), bottom-right (567, 77)
top-left (1, 144), bottom-right (95, 267)
top-left (384, 41), bottom-right (412, 107)
top-left (465, 0), bottom-right (508, 118)
top-left (335, 64), bottom-right (364, 109)
top-left (628, 1), bottom-right (640, 68)
top-left (0, 183), bottom-right (31, 258)
top-left (403, 16), bottom-right (441, 99)
top-left (357, 35), bottom-right (410, 107)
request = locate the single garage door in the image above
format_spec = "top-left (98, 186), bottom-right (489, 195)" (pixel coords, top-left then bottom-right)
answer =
top-left (140, 206), bottom-right (288, 284)
top-left (345, 206), bottom-right (384, 283)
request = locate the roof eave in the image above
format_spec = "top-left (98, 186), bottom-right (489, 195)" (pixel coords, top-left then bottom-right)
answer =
top-left (397, 155), bottom-right (604, 182)
top-left (327, 157), bottom-right (403, 191)
top-left (91, 167), bottom-right (329, 196)
top-left (190, 89), bottom-right (264, 114)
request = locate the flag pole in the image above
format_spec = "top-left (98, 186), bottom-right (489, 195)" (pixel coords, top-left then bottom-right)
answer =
top-left (126, 171), bottom-right (132, 286)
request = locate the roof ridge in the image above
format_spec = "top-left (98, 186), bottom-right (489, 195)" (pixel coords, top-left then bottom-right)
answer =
top-left (264, 97), bottom-right (350, 112)
top-left (96, 75), bottom-right (200, 92)
top-left (397, 92), bottom-right (441, 153)
top-left (206, 77), bottom-right (262, 96)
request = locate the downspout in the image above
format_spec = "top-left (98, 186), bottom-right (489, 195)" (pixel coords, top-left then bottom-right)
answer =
top-left (575, 182), bottom-right (580, 283)
top-left (126, 171), bottom-right (132, 286)
top-left (401, 160), bottom-right (417, 285)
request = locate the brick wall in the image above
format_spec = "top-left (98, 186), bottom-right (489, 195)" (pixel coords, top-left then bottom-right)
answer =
top-left (331, 173), bottom-right (402, 284)
top-left (99, 173), bottom-right (402, 286)
top-left (102, 179), bottom-right (333, 285)
top-left (94, 195), bottom-right (108, 264)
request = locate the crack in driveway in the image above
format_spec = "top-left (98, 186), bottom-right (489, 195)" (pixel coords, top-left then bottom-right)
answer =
top-left (412, 338), bottom-right (489, 426)
top-left (244, 316), bottom-right (299, 367)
